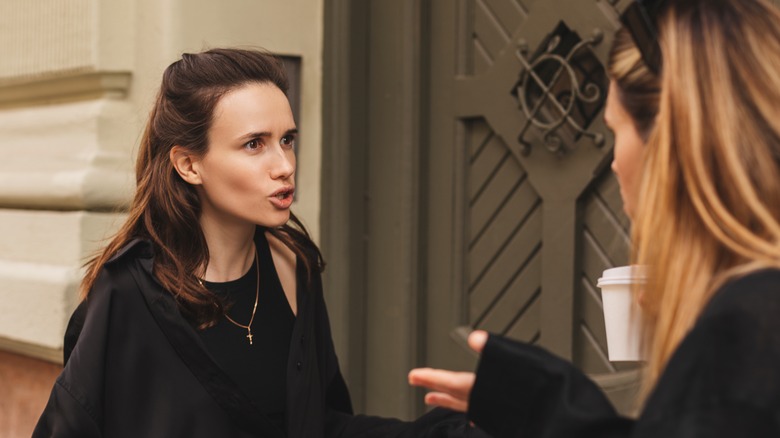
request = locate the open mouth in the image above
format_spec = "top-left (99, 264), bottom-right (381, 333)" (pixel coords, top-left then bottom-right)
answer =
top-left (271, 187), bottom-right (295, 201)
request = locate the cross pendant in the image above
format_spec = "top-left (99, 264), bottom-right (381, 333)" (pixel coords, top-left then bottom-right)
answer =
top-left (246, 330), bottom-right (253, 345)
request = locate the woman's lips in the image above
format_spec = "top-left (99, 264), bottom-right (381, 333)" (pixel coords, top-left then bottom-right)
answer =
top-left (269, 187), bottom-right (294, 209)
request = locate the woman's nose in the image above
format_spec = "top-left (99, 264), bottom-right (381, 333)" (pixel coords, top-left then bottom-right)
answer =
top-left (270, 148), bottom-right (295, 179)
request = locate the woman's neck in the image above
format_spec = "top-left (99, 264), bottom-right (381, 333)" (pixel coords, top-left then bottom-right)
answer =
top-left (199, 217), bottom-right (257, 282)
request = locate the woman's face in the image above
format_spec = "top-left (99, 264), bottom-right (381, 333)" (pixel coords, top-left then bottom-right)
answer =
top-left (194, 82), bottom-right (297, 229)
top-left (605, 81), bottom-right (646, 219)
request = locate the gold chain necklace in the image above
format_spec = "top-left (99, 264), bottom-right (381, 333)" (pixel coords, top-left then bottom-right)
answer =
top-left (198, 247), bottom-right (260, 345)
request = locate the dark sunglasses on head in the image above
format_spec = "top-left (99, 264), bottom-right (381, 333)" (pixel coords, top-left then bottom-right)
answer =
top-left (620, 0), bottom-right (668, 74)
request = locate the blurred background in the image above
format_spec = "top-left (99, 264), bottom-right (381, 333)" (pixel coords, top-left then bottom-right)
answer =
top-left (9, 0), bottom-right (769, 436)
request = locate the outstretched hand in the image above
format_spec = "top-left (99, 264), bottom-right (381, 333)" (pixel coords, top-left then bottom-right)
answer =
top-left (408, 330), bottom-right (488, 412)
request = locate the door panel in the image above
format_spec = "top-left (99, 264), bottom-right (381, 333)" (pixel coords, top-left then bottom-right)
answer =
top-left (471, 0), bottom-right (530, 75)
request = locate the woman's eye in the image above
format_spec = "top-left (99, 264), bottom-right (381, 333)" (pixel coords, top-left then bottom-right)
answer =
top-left (281, 135), bottom-right (296, 148)
top-left (245, 139), bottom-right (260, 150)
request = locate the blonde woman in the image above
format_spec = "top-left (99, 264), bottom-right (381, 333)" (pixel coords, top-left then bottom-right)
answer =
top-left (410, 0), bottom-right (780, 436)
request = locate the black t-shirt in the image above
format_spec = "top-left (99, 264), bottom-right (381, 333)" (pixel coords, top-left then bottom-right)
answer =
top-left (199, 232), bottom-right (296, 432)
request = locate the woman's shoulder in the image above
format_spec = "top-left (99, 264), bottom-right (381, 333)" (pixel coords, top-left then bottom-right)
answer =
top-left (681, 268), bottom-right (780, 374)
top-left (701, 268), bottom-right (780, 322)
top-left (82, 238), bottom-right (159, 313)
top-left (104, 238), bottom-right (154, 267)
top-left (65, 240), bottom-right (158, 362)
top-left (691, 268), bottom-right (780, 360)
top-left (86, 239), bottom-right (155, 298)
top-left (646, 269), bottom-right (780, 423)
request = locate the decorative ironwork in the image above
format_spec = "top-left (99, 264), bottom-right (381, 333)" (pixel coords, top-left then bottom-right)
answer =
top-left (512, 22), bottom-right (609, 156)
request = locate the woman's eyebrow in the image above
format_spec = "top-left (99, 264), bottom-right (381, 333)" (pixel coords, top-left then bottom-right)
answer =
top-left (237, 128), bottom-right (298, 141)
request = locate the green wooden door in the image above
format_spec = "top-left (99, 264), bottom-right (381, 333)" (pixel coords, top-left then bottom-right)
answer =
top-left (422, 0), bottom-right (639, 411)
top-left (322, 0), bottom-right (642, 420)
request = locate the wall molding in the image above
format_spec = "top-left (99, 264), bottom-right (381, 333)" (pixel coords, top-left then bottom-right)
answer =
top-left (0, 71), bottom-right (132, 108)
top-left (0, 336), bottom-right (62, 365)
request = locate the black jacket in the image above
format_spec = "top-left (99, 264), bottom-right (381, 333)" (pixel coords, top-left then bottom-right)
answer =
top-left (34, 236), bottom-right (484, 438)
top-left (468, 269), bottom-right (780, 437)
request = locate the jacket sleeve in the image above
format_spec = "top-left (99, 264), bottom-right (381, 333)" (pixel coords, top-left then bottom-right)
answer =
top-left (63, 300), bottom-right (87, 364)
top-left (468, 335), bottom-right (634, 438)
top-left (32, 380), bottom-right (101, 438)
top-left (33, 268), bottom-right (116, 438)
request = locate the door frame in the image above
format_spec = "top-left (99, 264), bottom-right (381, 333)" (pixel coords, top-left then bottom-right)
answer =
top-left (321, 0), bottom-right (428, 419)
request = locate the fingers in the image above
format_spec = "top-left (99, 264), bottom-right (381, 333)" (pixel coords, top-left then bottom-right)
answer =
top-left (408, 368), bottom-right (453, 393)
top-left (408, 368), bottom-right (474, 398)
top-left (423, 392), bottom-right (469, 412)
top-left (408, 332), bottom-right (487, 414)
top-left (468, 330), bottom-right (488, 353)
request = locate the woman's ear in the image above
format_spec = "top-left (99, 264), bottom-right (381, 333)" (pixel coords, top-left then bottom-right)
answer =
top-left (170, 146), bottom-right (202, 185)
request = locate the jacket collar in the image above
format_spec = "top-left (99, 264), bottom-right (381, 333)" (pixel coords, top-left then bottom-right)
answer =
top-left (107, 238), bottom-right (152, 264)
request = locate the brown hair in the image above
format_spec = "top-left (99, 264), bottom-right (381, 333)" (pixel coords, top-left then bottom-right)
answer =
top-left (607, 27), bottom-right (661, 140)
top-left (632, 0), bottom-right (780, 395)
top-left (81, 48), bottom-right (324, 327)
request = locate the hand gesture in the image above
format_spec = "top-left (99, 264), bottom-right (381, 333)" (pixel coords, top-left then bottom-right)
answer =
top-left (407, 330), bottom-right (488, 412)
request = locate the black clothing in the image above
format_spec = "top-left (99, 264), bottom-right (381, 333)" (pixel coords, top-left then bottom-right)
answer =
top-left (34, 231), bottom-right (488, 438)
top-left (468, 269), bottom-right (780, 437)
top-left (199, 231), bottom-right (296, 431)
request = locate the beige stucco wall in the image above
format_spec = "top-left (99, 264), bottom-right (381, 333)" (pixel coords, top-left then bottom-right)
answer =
top-left (0, 0), bottom-right (324, 362)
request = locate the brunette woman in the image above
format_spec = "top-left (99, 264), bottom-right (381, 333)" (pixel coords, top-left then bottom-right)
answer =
top-left (34, 48), bottom-right (483, 438)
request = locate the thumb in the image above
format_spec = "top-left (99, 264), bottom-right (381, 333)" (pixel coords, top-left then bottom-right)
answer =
top-left (468, 330), bottom-right (488, 353)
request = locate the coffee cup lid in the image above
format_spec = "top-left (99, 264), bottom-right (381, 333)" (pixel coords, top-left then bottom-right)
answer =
top-left (597, 265), bottom-right (647, 287)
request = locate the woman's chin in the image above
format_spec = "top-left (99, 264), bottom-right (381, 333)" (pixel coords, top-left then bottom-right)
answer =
top-left (258, 211), bottom-right (292, 228)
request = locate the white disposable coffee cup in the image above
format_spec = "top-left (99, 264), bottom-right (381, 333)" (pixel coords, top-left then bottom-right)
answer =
top-left (597, 265), bottom-right (646, 361)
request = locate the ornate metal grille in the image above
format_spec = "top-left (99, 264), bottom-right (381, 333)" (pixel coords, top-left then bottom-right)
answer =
top-left (512, 22), bottom-right (609, 156)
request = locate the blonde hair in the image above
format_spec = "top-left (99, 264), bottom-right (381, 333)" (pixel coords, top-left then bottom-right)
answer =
top-left (607, 27), bottom-right (660, 140)
top-left (632, 0), bottom-right (780, 396)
